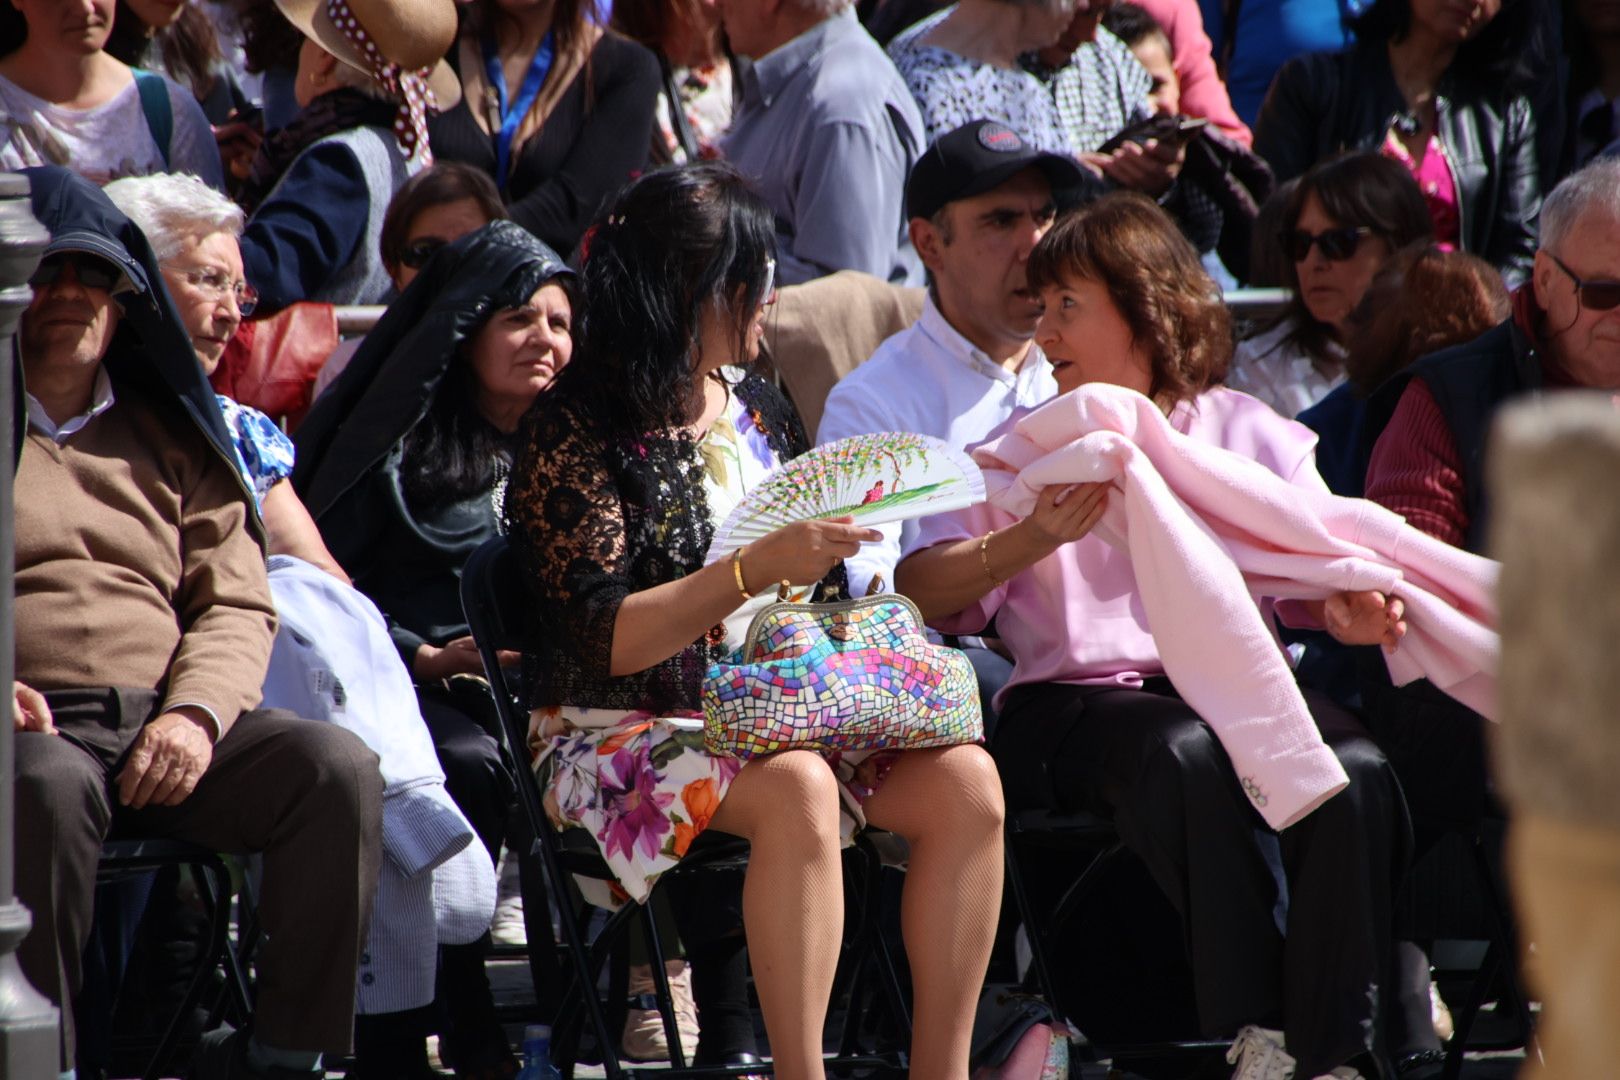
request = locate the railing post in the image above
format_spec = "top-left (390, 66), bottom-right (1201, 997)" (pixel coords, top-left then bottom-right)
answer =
top-left (0, 171), bottom-right (61, 1077)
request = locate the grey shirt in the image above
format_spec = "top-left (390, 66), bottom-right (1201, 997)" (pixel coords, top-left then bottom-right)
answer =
top-left (724, 9), bottom-right (926, 286)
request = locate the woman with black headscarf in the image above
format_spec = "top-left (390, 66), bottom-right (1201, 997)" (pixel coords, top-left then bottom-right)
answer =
top-left (293, 219), bottom-right (575, 1079)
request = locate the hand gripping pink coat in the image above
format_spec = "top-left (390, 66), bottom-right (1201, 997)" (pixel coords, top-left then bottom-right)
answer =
top-left (971, 384), bottom-right (1499, 831)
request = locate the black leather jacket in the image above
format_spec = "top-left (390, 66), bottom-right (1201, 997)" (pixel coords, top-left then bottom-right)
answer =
top-left (1254, 43), bottom-right (1541, 285)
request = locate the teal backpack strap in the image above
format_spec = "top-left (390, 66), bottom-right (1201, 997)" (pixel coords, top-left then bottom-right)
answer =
top-left (132, 69), bottom-right (174, 169)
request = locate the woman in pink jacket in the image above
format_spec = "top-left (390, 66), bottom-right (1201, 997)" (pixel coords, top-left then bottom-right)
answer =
top-left (897, 192), bottom-right (1410, 1080)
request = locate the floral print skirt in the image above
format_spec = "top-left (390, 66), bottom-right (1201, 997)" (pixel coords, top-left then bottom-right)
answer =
top-left (531, 705), bottom-right (895, 907)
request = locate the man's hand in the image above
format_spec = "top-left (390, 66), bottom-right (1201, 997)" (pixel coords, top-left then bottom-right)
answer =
top-left (1082, 138), bottom-right (1186, 196)
top-left (1324, 590), bottom-right (1408, 650)
top-left (117, 709), bottom-right (216, 810)
top-left (13, 682), bottom-right (55, 734)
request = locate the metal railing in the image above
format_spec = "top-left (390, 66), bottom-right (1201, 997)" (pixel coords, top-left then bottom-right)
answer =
top-left (329, 288), bottom-right (1294, 338)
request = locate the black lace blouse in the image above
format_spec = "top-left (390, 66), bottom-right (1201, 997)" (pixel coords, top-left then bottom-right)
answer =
top-left (506, 370), bottom-right (836, 714)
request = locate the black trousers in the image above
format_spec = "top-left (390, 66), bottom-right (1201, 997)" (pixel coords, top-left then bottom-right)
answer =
top-left (995, 680), bottom-right (1411, 1078)
top-left (15, 687), bottom-right (384, 1069)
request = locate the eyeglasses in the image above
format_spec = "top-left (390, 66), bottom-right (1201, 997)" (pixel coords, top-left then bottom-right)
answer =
top-left (30, 253), bottom-right (122, 292)
top-left (1545, 250), bottom-right (1620, 312)
top-left (400, 237), bottom-right (448, 270)
top-left (1287, 226), bottom-right (1372, 263)
top-left (174, 265), bottom-right (258, 316)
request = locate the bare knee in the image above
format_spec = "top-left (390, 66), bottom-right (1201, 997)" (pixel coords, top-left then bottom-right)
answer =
top-left (718, 751), bottom-right (842, 848)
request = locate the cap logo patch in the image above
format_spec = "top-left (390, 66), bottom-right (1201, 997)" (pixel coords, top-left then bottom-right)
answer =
top-left (977, 123), bottom-right (1024, 154)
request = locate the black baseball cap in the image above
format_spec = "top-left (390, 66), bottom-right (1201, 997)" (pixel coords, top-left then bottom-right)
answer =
top-left (905, 120), bottom-right (1089, 222)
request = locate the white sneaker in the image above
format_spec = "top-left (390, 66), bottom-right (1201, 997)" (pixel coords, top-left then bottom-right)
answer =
top-left (1227, 1025), bottom-right (1296, 1080)
top-left (490, 846), bottom-right (527, 947)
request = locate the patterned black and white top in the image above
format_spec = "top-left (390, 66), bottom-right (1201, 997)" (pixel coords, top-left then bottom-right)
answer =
top-left (1025, 28), bottom-right (1155, 155)
top-left (889, 9), bottom-right (1074, 156)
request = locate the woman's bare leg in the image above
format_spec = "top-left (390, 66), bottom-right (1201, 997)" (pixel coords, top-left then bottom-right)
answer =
top-left (708, 751), bottom-right (844, 1080)
top-left (863, 745), bottom-right (1006, 1080)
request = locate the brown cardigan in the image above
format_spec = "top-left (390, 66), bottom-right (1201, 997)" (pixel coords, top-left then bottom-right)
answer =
top-left (14, 391), bottom-right (276, 735)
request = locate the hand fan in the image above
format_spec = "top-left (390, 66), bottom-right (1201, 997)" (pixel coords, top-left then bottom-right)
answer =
top-left (705, 432), bottom-right (986, 564)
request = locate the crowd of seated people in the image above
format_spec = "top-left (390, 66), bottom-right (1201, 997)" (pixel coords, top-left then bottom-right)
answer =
top-left (6, 0), bottom-right (1620, 1078)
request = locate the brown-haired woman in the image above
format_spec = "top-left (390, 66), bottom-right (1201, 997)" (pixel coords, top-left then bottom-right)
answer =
top-left (896, 192), bottom-right (1411, 1080)
top-left (1300, 244), bottom-right (1510, 498)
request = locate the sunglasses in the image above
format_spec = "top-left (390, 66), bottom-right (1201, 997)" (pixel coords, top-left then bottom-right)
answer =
top-left (31, 253), bottom-right (122, 292)
top-left (1287, 226), bottom-right (1372, 263)
top-left (1545, 250), bottom-right (1620, 312)
top-left (400, 237), bottom-right (448, 270)
top-left (762, 256), bottom-right (776, 301)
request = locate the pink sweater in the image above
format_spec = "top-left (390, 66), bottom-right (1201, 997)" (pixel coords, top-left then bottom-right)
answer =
top-left (917, 386), bottom-right (1499, 831)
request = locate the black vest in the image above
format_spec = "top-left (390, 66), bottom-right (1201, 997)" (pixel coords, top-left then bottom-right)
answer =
top-left (1365, 319), bottom-right (1544, 555)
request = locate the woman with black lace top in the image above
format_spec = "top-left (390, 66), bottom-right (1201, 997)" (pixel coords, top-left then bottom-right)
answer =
top-left (507, 162), bottom-right (1007, 1080)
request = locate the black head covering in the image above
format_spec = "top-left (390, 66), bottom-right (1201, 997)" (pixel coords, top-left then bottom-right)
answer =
top-left (15, 167), bottom-right (260, 536)
top-left (292, 220), bottom-right (574, 520)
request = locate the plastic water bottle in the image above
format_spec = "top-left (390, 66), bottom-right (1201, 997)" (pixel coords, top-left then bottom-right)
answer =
top-left (515, 1023), bottom-right (562, 1080)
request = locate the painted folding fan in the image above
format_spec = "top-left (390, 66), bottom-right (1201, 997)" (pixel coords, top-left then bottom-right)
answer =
top-left (705, 432), bottom-right (986, 564)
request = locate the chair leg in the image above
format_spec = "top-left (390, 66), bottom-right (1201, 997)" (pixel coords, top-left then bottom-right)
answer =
top-left (535, 837), bottom-right (629, 1080)
top-left (639, 901), bottom-right (689, 1068)
top-left (1004, 836), bottom-right (1063, 1015)
top-left (143, 859), bottom-right (235, 1080)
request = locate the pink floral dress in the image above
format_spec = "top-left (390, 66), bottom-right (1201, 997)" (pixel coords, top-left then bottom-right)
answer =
top-left (528, 372), bottom-right (890, 906)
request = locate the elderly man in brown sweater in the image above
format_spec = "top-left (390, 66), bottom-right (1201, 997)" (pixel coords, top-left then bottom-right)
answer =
top-left (10, 166), bottom-right (384, 1080)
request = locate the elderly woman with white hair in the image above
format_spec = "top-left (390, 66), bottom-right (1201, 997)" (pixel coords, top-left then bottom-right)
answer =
top-left (887, 0), bottom-right (1082, 153)
top-left (107, 170), bottom-right (498, 1080)
top-left (105, 170), bottom-right (348, 579)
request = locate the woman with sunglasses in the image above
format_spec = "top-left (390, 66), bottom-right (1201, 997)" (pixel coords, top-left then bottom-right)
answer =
top-left (293, 220), bottom-right (577, 1080)
top-left (507, 162), bottom-right (1006, 1080)
top-left (1229, 153), bottom-right (1432, 417)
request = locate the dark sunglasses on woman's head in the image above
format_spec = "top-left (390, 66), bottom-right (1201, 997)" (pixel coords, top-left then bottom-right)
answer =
top-left (1545, 251), bottom-right (1620, 311)
top-left (1287, 226), bottom-right (1372, 263)
top-left (400, 237), bottom-right (448, 270)
top-left (30, 253), bottom-right (122, 292)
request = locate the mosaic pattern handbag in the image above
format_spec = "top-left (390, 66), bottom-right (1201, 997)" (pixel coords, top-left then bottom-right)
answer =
top-left (701, 591), bottom-right (984, 759)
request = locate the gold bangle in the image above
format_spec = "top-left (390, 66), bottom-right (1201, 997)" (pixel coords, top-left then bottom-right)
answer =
top-left (980, 529), bottom-right (1004, 587)
top-left (732, 546), bottom-right (753, 601)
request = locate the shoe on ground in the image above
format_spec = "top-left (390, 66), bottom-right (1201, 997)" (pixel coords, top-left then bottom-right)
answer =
top-left (189, 1026), bottom-right (324, 1080)
top-left (490, 846), bottom-right (527, 948)
top-left (1226, 1025), bottom-right (1296, 1080)
top-left (621, 959), bottom-right (702, 1062)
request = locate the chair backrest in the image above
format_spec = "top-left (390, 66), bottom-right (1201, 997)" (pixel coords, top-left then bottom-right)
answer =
top-left (460, 536), bottom-right (550, 843)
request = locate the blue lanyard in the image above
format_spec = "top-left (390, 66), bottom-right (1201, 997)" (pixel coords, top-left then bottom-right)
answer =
top-left (483, 29), bottom-right (555, 190)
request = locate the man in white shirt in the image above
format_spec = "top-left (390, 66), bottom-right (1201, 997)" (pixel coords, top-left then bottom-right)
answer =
top-left (817, 119), bottom-right (1090, 727)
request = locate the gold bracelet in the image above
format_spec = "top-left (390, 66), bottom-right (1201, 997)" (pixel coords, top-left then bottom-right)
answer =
top-left (979, 529), bottom-right (1004, 587)
top-left (732, 546), bottom-right (753, 600)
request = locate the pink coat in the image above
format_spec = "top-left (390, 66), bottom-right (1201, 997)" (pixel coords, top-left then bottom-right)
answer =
top-left (964, 385), bottom-right (1498, 830)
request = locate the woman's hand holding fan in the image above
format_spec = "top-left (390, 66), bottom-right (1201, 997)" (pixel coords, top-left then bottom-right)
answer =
top-left (706, 432), bottom-right (987, 565)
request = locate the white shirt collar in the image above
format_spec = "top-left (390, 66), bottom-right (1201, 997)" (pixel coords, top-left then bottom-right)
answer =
top-left (26, 366), bottom-right (116, 445)
top-left (913, 293), bottom-right (1049, 390)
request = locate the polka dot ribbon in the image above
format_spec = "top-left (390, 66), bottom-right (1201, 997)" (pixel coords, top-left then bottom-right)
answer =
top-left (326, 0), bottom-right (438, 166)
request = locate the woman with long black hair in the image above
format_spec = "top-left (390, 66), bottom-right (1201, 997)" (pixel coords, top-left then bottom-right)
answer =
top-left (506, 161), bottom-right (1006, 1080)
